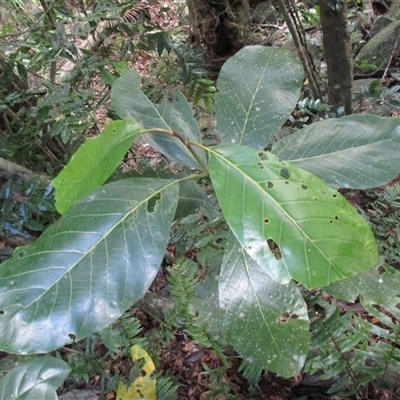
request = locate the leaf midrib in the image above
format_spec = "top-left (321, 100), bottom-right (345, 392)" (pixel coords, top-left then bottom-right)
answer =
top-left (210, 148), bottom-right (345, 284)
top-left (239, 56), bottom-right (271, 144)
top-left (280, 135), bottom-right (398, 163)
top-left (241, 246), bottom-right (283, 357)
top-left (3, 179), bottom-right (178, 326)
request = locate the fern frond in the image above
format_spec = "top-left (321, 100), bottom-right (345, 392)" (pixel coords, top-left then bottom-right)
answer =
top-left (238, 359), bottom-right (262, 389)
top-left (306, 294), bottom-right (368, 393)
top-left (99, 309), bottom-right (147, 358)
top-left (166, 258), bottom-right (228, 367)
top-left (368, 184), bottom-right (400, 268)
top-left (380, 183), bottom-right (400, 206)
top-left (306, 288), bottom-right (400, 396)
top-left (119, 308), bottom-right (148, 348)
top-left (166, 258), bottom-right (200, 327)
top-left (155, 374), bottom-right (179, 400)
top-left (102, 0), bottom-right (150, 30)
top-left (185, 327), bottom-right (210, 348)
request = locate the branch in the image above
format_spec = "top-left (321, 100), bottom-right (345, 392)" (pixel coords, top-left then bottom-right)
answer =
top-left (0, 157), bottom-right (48, 182)
top-left (381, 33), bottom-right (399, 83)
top-left (38, 0), bottom-right (58, 83)
top-left (277, 0), bottom-right (323, 100)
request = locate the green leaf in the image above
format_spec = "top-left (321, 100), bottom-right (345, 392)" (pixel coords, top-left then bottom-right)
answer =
top-left (272, 114), bottom-right (400, 189)
top-left (0, 357), bottom-right (70, 400)
top-left (0, 178), bottom-right (178, 354)
top-left (100, 66), bottom-right (118, 86)
top-left (325, 263), bottom-right (400, 304)
top-left (208, 144), bottom-right (378, 288)
top-left (52, 120), bottom-right (141, 214)
top-left (219, 237), bottom-right (309, 377)
top-left (189, 262), bottom-right (226, 337)
top-left (216, 45), bottom-right (303, 148)
top-left (176, 180), bottom-right (208, 219)
top-left (111, 69), bottom-right (206, 169)
top-left (108, 162), bottom-right (208, 220)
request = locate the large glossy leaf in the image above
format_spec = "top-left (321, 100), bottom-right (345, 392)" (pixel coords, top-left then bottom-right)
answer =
top-left (111, 69), bottom-right (206, 169)
top-left (0, 357), bottom-right (70, 400)
top-left (325, 263), bottom-right (400, 304)
top-left (188, 259), bottom-right (226, 337)
top-left (108, 161), bottom-right (209, 220)
top-left (208, 144), bottom-right (378, 288)
top-left (53, 120), bottom-right (141, 214)
top-left (272, 114), bottom-right (400, 189)
top-left (219, 237), bottom-right (309, 377)
top-left (0, 178), bottom-right (178, 354)
top-left (216, 45), bottom-right (303, 148)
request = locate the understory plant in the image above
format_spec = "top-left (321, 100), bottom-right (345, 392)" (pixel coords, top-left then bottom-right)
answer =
top-left (1, 45), bottom-right (400, 397)
top-left (369, 184), bottom-right (400, 268)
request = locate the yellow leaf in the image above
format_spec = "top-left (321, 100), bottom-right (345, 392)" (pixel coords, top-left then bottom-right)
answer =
top-left (116, 345), bottom-right (157, 400)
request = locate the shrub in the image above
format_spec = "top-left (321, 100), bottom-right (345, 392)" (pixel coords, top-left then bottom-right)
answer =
top-left (1, 46), bottom-right (400, 396)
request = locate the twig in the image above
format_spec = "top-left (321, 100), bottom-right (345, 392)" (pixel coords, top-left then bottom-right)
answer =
top-left (381, 34), bottom-right (399, 84)
top-left (2, 110), bottom-right (12, 135)
top-left (0, 157), bottom-right (36, 180)
top-left (257, 24), bottom-right (280, 29)
top-left (276, 0), bottom-right (322, 100)
top-left (38, 0), bottom-right (58, 83)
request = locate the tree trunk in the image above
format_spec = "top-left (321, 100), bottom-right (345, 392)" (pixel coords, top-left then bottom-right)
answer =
top-left (277, 0), bottom-right (322, 100)
top-left (319, 0), bottom-right (353, 114)
top-left (186, 0), bottom-right (251, 64)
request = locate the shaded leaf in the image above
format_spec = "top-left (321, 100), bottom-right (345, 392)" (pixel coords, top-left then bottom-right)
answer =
top-left (0, 178), bottom-right (178, 354)
top-left (208, 144), bottom-right (378, 288)
top-left (155, 376), bottom-right (179, 400)
top-left (216, 45), bottom-right (303, 148)
top-left (108, 163), bottom-right (209, 220)
top-left (219, 237), bottom-right (309, 376)
top-left (272, 114), bottom-right (400, 189)
top-left (52, 120), bottom-right (141, 214)
top-left (325, 263), bottom-right (400, 304)
top-left (176, 180), bottom-right (208, 220)
top-left (189, 260), bottom-right (226, 337)
top-left (111, 70), bottom-right (206, 169)
top-left (0, 357), bottom-right (70, 400)
top-left (99, 66), bottom-right (118, 86)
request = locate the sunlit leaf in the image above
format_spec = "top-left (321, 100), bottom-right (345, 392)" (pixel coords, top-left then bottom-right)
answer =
top-left (111, 69), bottom-right (206, 169)
top-left (272, 114), bottom-right (400, 189)
top-left (52, 120), bottom-right (141, 214)
top-left (0, 178), bottom-right (178, 354)
top-left (108, 161), bottom-right (209, 220)
top-left (208, 144), bottom-right (378, 288)
top-left (216, 45), bottom-right (303, 148)
top-left (0, 357), bottom-right (70, 400)
top-left (219, 237), bottom-right (309, 376)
